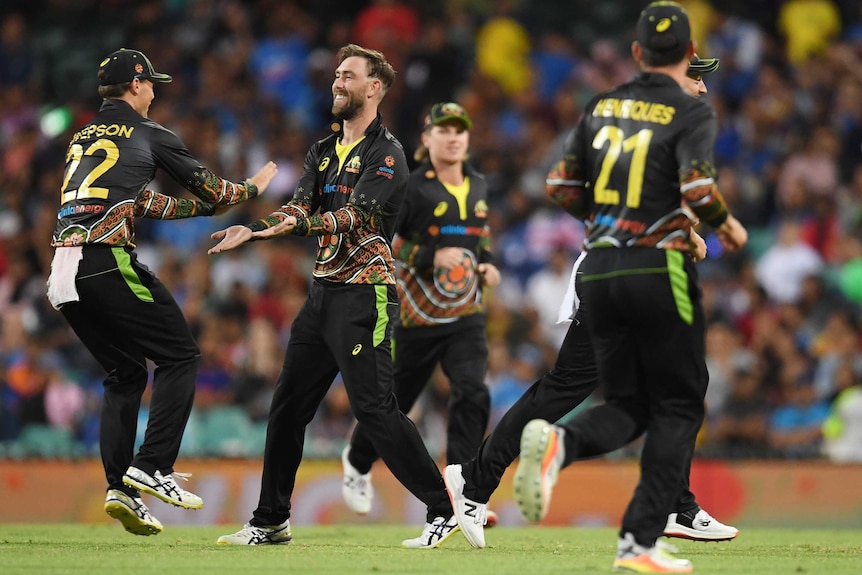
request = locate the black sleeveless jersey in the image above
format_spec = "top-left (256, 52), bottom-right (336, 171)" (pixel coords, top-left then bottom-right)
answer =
top-left (551, 72), bottom-right (729, 253)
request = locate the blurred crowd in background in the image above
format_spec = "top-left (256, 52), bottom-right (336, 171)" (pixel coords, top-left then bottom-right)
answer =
top-left (2, 0), bottom-right (862, 463)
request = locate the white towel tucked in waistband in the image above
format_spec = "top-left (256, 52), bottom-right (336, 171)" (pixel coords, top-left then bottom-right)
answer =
top-left (556, 251), bottom-right (587, 325)
top-left (47, 247), bottom-right (83, 310)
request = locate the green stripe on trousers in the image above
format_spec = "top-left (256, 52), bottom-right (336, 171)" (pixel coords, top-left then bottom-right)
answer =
top-left (373, 285), bottom-right (389, 347)
top-left (666, 250), bottom-right (693, 325)
top-left (111, 247), bottom-right (154, 303)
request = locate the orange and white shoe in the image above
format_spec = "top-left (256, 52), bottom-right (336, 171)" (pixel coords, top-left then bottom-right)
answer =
top-left (512, 419), bottom-right (565, 523)
top-left (484, 509), bottom-right (498, 528)
top-left (613, 533), bottom-right (693, 573)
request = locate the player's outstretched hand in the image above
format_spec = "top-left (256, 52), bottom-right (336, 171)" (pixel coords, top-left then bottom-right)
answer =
top-left (248, 161), bottom-right (278, 195)
top-left (209, 225), bottom-right (253, 254)
top-left (716, 215), bottom-right (748, 253)
top-left (689, 230), bottom-right (707, 262)
top-left (252, 216), bottom-right (297, 239)
top-left (433, 247), bottom-right (463, 270)
top-left (478, 262), bottom-right (501, 287)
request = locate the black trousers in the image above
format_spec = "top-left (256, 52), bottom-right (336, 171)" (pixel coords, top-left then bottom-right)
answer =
top-left (461, 269), bottom-right (700, 515)
top-left (59, 246), bottom-right (200, 493)
top-left (569, 248), bottom-right (708, 547)
top-left (349, 322), bottom-right (490, 472)
top-left (250, 281), bottom-right (450, 526)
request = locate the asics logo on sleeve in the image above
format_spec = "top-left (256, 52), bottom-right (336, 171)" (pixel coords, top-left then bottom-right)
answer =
top-left (352, 344), bottom-right (362, 355)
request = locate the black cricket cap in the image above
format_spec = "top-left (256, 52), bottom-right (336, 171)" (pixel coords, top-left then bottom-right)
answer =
top-left (688, 53), bottom-right (720, 77)
top-left (98, 49), bottom-right (172, 86)
top-left (424, 102), bottom-right (472, 130)
top-left (637, 1), bottom-right (691, 56)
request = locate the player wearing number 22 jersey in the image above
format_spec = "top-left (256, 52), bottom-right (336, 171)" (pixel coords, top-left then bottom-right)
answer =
top-left (47, 48), bottom-right (272, 537)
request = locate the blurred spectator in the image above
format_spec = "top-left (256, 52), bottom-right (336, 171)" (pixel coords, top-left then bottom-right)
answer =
top-left (524, 245), bottom-right (575, 348)
top-left (768, 374), bottom-right (830, 458)
top-left (707, 362), bottom-right (771, 458)
top-left (474, 0), bottom-right (531, 97)
top-left (822, 359), bottom-right (862, 462)
top-left (754, 219), bottom-right (824, 304)
top-left (778, 0), bottom-right (841, 65)
top-left (248, 2), bottom-right (316, 129)
top-left (351, 0), bottom-right (418, 74)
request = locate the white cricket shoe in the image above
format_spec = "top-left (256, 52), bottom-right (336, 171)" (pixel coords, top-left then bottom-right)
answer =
top-left (341, 446), bottom-right (373, 515)
top-left (216, 520), bottom-right (292, 545)
top-left (614, 532), bottom-right (693, 573)
top-left (123, 466), bottom-right (203, 509)
top-left (401, 515), bottom-right (460, 549)
top-left (664, 508), bottom-right (739, 541)
top-left (443, 464), bottom-right (486, 548)
top-left (104, 489), bottom-right (163, 536)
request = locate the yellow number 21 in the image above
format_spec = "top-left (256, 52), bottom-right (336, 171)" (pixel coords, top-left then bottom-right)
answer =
top-left (591, 126), bottom-right (653, 209)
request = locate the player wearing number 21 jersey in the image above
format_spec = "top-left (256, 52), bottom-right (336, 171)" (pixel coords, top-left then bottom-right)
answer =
top-left (548, 73), bottom-right (728, 252)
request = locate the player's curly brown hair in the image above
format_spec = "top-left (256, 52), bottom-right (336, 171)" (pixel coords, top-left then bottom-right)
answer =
top-left (336, 44), bottom-right (396, 94)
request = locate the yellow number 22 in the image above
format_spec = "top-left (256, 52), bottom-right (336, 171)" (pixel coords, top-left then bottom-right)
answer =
top-left (60, 139), bottom-right (120, 204)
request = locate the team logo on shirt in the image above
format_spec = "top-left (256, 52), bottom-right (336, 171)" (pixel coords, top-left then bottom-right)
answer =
top-left (345, 156), bottom-right (362, 173)
top-left (376, 155), bottom-right (395, 179)
top-left (318, 157), bottom-right (331, 171)
top-left (474, 199), bottom-right (488, 218)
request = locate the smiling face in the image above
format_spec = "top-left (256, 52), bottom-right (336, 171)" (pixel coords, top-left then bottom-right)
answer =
top-left (332, 56), bottom-right (376, 121)
top-left (422, 120), bottom-right (470, 166)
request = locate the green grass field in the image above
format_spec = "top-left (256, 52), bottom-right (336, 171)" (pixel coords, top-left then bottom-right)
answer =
top-left (1, 524), bottom-right (860, 574)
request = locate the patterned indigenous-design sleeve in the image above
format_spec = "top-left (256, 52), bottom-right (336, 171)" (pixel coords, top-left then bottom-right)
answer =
top-left (546, 125), bottom-right (590, 220)
top-left (134, 189), bottom-right (215, 219)
top-left (247, 144), bottom-right (319, 233)
top-left (476, 224), bottom-right (494, 264)
top-left (150, 125), bottom-right (259, 207)
top-left (676, 104), bottom-right (729, 228)
top-left (391, 189), bottom-right (434, 269)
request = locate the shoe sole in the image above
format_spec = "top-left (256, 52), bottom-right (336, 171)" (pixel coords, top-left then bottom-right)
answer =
top-left (513, 420), bottom-right (558, 523)
top-left (612, 557), bottom-right (693, 573)
top-left (123, 476), bottom-right (203, 510)
top-left (442, 466), bottom-right (485, 549)
top-left (104, 502), bottom-right (162, 536)
top-left (400, 525), bottom-right (461, 549)
top-left (216, 537), bottom-right (292, 546)
top-left (663, 527), bottom-right (738, 542)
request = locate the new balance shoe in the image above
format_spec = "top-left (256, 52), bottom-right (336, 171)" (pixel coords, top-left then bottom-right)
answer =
top-left (341, 446), bottom-right (373, 515)
top-left (216, 520), bottom-right (292, 545)
top-left (401, 515), bottom-right (460, 549)
top-left (513, 419), bottom-right (565, 522)
top-left (613, 532), bottom-right (693, 573)
top-left (664, 508), bottom-right (738, 541)
top-left (123, 466), bottom-right (203, 510)
top-left (104, 489), bottom-right (163, 536)
top-left (443, 464), bottom-right (486, 548)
